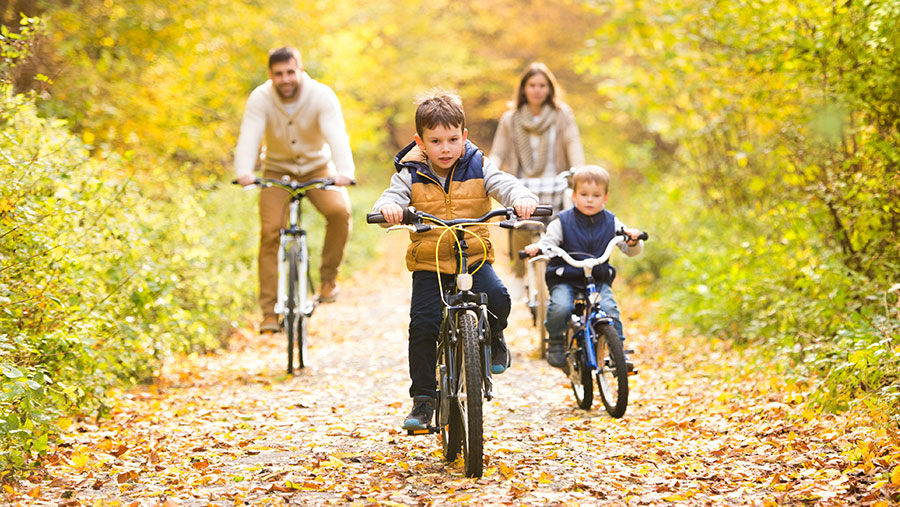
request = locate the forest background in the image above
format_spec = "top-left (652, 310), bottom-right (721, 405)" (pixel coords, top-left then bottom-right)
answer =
top-left (1, 0), bottom-right (897, 472)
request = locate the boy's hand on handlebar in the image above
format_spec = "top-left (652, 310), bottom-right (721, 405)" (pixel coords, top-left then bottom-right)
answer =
top-left (623, 227), bottom-right (642, 246)
top-left (513, 197), bottom-right (538, 220)
top-left (236, 173), bottom-right (256, 186)
top-left (379, 204), bottom-right (405, 225)
top-left (523, 244), bottom-right (540, 257)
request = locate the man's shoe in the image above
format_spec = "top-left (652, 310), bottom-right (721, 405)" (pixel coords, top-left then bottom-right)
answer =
top-left (547, 337), bottom-right (566, 368)
top-left (319, 281), bottom-right (340, 303)
top-left (491, 333), bottom-right (511, 374)
top-left (402, 395), bottom-right (435, 431)
top-left (259, 315), bottom-right (280, 334)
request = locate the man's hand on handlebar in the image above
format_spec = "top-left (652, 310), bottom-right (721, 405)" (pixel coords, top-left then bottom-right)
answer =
top-left (332, 175), bottom-right (353, 187)
top-left (523, 243), bottom-right (541, 257)
top-left (379, 204), bottom-right (406, 225)
top-left (514, 197), bottom-right (538, 220)
top-left (236, 173), bottom-right (256, 186)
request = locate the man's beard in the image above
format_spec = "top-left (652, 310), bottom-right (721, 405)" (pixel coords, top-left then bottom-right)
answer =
top-left (276, 84), bottom-right (299, 100)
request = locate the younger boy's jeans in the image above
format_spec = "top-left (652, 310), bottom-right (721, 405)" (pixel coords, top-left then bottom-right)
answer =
top-left (545, 282), bottom-right (624, 341)
top-left (408, 263), bottom-right (510, 399)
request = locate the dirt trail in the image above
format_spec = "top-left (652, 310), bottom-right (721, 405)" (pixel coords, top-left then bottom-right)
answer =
top-left (21, 232), bottom-right (890, 506)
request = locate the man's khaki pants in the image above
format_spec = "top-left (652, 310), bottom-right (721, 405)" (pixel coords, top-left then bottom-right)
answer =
top-left (258, 167), bottom-right (351, 319)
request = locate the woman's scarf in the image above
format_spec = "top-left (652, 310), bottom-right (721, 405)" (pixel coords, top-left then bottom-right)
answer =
top-left (512, 104), bottom-right (557, 177)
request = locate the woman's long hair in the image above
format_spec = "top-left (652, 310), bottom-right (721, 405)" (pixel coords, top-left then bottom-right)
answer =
top-left (514, 62), bottom-right (564, 110)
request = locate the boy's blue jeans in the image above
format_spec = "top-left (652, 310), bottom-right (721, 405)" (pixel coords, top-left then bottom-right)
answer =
top-left (408, 263), bottom-right (510, 399)
top-left (545, 282), bottom-right (624, 341)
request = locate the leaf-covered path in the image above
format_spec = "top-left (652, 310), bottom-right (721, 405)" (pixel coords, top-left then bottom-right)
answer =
top-left (21, 235), bottom-right (896, 506)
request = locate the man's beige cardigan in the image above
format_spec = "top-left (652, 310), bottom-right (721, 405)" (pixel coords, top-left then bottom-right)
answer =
top-left (234, 72), bottom-right (355, 180)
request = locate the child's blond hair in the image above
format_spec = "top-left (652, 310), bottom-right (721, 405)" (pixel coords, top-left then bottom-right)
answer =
top-left (571, 165), bottom-right (611, 193)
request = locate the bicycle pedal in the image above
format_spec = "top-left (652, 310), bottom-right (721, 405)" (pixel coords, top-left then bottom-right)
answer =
top-left (406, 426), bottom-right (439, 436)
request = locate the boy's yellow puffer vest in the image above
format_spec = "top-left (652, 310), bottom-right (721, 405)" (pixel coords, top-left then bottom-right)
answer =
top-left (394, 141), bottom-right (495, 274)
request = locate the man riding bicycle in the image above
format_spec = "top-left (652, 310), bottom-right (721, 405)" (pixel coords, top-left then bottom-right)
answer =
top-left (234, 46), bottom-right (354, 333)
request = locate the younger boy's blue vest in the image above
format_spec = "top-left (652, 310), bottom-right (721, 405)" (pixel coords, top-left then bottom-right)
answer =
top-left (545, 207), bottom-right (617, 289)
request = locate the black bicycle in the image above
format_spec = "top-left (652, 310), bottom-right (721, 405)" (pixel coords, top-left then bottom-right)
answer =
top-left (235, 177), bottom-right (350, 374)
top-left (535, 228), bottom-right (648, 417)
top-left (367, 205), bottom-right (551, 477)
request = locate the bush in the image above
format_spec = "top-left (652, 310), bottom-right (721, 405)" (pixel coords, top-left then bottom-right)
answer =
top-left (0, 86), bottom-right (258, 470)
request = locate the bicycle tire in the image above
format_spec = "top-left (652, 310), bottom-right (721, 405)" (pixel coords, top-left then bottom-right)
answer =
top-left (438, 319), bottom-right (462, 461)
top-left (568, 333), bottom-right (593, 410)
top-left (296, 238), bottom-right (309, 369)
top-left (285, 242), bottom-right (300, 375)
top-left (596, 323), bottom-right (628, 418)
top-left (457, 312), bottom-right (483, 477)
top-left (534, 258), bottom-right (549, 359)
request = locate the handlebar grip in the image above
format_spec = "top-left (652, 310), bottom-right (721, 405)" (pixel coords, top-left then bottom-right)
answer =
top-left (517, 250), bottom-right (530, 259)
top-left (638, 232), bottom-right (649, 241)
top-left (532, 205), bottom-right (553, 217)
top-left (366, 212), bottom-right (387, 224)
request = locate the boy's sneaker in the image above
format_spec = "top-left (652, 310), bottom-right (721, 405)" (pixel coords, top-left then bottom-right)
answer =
top-left (402, 395), bottom-right (435, 431)
top-left (623, 348), bottom-right (635, 373)
top-left (491, 333), bottom-right (511, 374)
top-left (547, 336), bottom-right (566, 368)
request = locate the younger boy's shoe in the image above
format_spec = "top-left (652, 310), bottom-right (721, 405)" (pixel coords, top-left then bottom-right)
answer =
top-left (259, 315), bottom-right (280, 334)
top-left (491, 333), bottom-right (511, 374)
top-left (547, 336), bottom-right (566, 368)
top-left (402, 395), bottom-right (435, 431)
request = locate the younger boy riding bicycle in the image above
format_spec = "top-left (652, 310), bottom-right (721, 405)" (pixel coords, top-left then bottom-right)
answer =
top-left (524, 165), bottom-right (643, 370)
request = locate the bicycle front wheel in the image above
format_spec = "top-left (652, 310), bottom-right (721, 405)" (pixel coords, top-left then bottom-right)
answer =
top-left (285, 241), bottom-right (308, 373)
top-left (568, 333), bottom-right (593, 410)
top-left (596, 323), bottom-right (628, 418)
top-left (457, 311), bottom-right (483, 477)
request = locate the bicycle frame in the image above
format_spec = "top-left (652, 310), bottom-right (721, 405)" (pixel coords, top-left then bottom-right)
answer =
top-left (236, 176), bottom-right (343, 374)
top-left (275, 198), bottom-right (313, 319)
top-left (441, 226), bottom-right (495, 401)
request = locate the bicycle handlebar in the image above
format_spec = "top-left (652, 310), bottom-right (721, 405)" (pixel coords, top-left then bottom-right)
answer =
top-left (538, 229), bottom-right (648, 268)
top-left (366, 205), bottom-right (552, 228)
top-left (232, 177), bottom-right (356, 192)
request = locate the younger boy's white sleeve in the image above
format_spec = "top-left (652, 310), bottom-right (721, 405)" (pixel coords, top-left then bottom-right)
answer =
top-left (614, 217), bottom-right (644, 257)
top-left (483, 157), bottom-right (537, 206)
top-left (372, 171), bottom-right (412, 212)
top-left (535, 218), bottom-right (564, 250)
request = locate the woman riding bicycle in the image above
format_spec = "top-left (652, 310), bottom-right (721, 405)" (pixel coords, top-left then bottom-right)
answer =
top-left (489, 62), bottom-right (586, 299)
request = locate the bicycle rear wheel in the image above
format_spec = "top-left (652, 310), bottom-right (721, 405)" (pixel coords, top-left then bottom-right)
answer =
top-left (457, 312), bottom-right (483, 477)
top-left (568, 333), bottom-right (593, 410)
top-left (438, 319), bottom-right (462, 461)
top-left (295, 238), bottom-right (309, 369)
top-left (596, 323), bottom-right (628, 417)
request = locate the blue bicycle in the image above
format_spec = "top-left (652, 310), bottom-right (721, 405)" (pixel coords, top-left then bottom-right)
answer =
top-left (537, 228), bottom-right (648, 417)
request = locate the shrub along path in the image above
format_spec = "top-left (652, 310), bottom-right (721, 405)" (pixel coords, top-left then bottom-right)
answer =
top-left (11, 234), bottom-right (898, 506)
